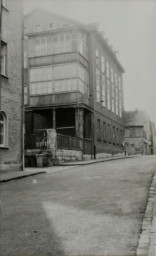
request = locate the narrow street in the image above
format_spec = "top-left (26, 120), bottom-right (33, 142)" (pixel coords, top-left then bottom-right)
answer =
top-left (0, 156), bottom-right (156, 256)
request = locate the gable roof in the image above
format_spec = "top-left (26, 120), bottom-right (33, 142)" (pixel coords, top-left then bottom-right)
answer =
top-left (24, 8), bottom-right (84, 27)
top-left (124, 110), bottom-right (150, 127)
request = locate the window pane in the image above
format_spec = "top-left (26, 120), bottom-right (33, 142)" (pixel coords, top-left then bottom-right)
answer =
top-left (1, 43), bottom-right (7, 76)
top-left (0, 113), bottom-right (4, 121)
top-left (0, 112), bottom-right (6, 146)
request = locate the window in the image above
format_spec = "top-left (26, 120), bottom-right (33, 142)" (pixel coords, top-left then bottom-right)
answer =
top-left (103, 122), bottom-right (106, 141)
top-left (33, 32), bottom-right (78, 57)
top-left (116, 128), bottom-right (119, 144)
top-left (106, 62), bottom-right (110, 77)
top-left (24, 26), bottom-right (28, 34)
top-left (96, 49), bottom-right (100, 67)
top-left (97, 119), bottom-right (101, 141)
top-left (1, 41), bottom-right (7, 76)
top-left (101, 56), bottom-right (105, 73)
top-left (0, 112), bottom-right (8, 147)
top-left (112, 98), bottom-right (115, 113)
top-left (130, 128), bottom-right (135, 137)
top-left (49, 23), bottom-right (54, 29)
top-left (96, 68), bottom-right (100, 102)
top-left (120, 130), bottom-right (123, 145)
top-left (102, 74), bottom-right (106, 107)
top-left (24, 86), bottom-right (28, 105)
top-left (108, 124), bottom-right (111, 143)
top-left (130, 144), bottom-right (135, 148)
top-left (30, 63), bottom-right (80, 95)
top-left (35, 24), bottom-right (41, 32)
top-left (111, 67), bottom-right (114, 83)
top-left (78, 32), bottom-right (88, 60)
top-left (112, 126), bottom-right (115, 144)
top-left (107, 79), bottom-right (111, 110)
top-left (118, 76), bottom-right (121, 90)
top-left (119, 103), bottom-right (122, 117)
top-left (115, 85), bottom-right (119, 115)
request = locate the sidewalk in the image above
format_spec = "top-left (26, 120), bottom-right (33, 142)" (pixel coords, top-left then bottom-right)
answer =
top-left (137, 170), bottom-right (156, 256)
top-left (58, 155), bottom-right (138, 166)
top-left (0, 169), bottom-right (46, 183)
top-left (148, 184), bottom-right (156, 256)
top-left (0, 155), bottom-right (138, 183)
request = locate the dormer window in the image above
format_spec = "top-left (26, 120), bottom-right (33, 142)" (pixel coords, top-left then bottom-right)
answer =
top-left (35, 24), bottom-right (41, 32)
top-left (24, 26), bottom-right (28, 34)
top-left (49, 23), bottom-right (54, 29)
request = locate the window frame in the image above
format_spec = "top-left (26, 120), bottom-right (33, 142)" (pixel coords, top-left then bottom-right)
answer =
top-left (34, 24), bottom-right (41, 33)
top-left (1, 41), bottom-right (8, 77)
top-left (0, 111), bottom-right (8, 148)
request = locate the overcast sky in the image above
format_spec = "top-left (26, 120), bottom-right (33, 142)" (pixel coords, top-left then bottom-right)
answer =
top-left (24, 0), bottom-right (156, 125)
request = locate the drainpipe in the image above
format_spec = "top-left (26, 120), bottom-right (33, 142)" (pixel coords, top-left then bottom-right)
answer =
top-left (21, 0), bottom-right (25, 170)
top-left (92, 31), bottom-right (96, 159)
top-left (0, 0), bottom-right (2, 109)
top-left (0, 1), bottom-right (2, 168)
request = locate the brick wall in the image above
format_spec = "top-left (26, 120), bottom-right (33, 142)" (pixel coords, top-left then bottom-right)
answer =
top-left (0, 0), bottom-right (23, 171)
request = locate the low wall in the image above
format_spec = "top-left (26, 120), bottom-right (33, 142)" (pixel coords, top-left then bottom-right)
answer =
top-left (56, 149), bottom-right (83, 163)
top-left (83, 154), bottom-right (92, 161)
top-left (25, 148), bottom-right (83, 166)
top-left (96, 152), bottom-right (124, 159)
top-left (0, 164), bottom-right (22, 172)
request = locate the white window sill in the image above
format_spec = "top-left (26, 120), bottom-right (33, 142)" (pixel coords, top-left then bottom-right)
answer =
top-left (0, 146), bottom-right (9, 149)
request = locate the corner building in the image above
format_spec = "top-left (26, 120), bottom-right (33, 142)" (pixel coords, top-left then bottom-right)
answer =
top-left (24, 10), bottom-right (124, 160)
top-left (0, 0), bottom-right (23, 171)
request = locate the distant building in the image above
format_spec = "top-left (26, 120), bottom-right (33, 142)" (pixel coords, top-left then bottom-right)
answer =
top-left (0, 0), bottom-right (23, 171)
top-left (124, 110), bottom-right (152, 155)
top-left (24, 9), bottom-right (125, 163)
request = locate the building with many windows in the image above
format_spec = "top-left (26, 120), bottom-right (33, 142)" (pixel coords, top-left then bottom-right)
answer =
top-left (0, 0), bottom-right (23, 171)
top-left (24, 9), bottom-right (125, 163)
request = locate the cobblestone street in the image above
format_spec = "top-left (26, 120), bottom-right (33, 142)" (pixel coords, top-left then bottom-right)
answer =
top-left (0, 156), bottom-right (156, 256)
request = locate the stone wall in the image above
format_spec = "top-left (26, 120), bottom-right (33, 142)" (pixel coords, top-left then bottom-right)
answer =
top-left (56, 149), bottom-right (82, 163)
top-left (25, 129), bottom-right (83, 166)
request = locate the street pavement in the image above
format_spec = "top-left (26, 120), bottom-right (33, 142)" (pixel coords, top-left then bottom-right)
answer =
top-left (0, 156), bottom-right (156, 256)
top-left (0, 155), bottom-right (136, 183)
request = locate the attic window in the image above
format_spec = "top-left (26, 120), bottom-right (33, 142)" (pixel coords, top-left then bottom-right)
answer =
top-left (35, 24), bottom-right (41, 32)
top-left (24, 26), bottom-right (28, 34)
top-left (49, 23), bottom-right (54, 28)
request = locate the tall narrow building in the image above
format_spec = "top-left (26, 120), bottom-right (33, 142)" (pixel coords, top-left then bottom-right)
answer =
top-left (24, 9), bottom-right (125, 163)
top-left (0, 0), bottom-right (23, 171)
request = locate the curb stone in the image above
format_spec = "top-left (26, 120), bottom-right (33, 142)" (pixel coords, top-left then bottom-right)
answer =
top-left (136, 170), bottom-right (156, 256)
top-left (0, 171), bottom-right (46, 183)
